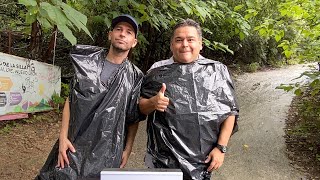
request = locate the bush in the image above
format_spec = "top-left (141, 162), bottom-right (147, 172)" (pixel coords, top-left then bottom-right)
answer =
top-left (60, 82), bottom-right (70, 99)
top-left (246, 62), bottom-right (260, 72)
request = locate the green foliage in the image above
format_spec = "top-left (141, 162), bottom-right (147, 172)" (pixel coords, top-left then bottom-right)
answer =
top-left (276, 84), bottom-right (296, 92)
top-left (0, 122), bottom-right (18, 134)
top-left (66, 0), bottom-right (252, 68)
top-left (4, 0), bottom-right (320, 81)
top-left (252, 0), bottom-right (320, 60)
top-left (51, 91), bottom-right (65, 110)
top-left (287, 123), bottom-right (313, 136)
top-left (0, 0), bottom-right (26, 32)
top-left (60, 82), bottom-right (70, 99)
top-left (299, 98), bottom-right (320, 121)
top-left (276, 69), bottom-right (320, 98)
top-left (246, 62), bottom-right (260, 72)
top-left (17, 0), bottom-right (92, 45)
top-left (5, 0), bottom-right (254, 71)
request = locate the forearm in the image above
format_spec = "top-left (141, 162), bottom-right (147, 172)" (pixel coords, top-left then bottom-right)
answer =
top-left (124, 122), bottom-right (139, 152)
top-left (60, 97), bottom-right (71, 140)
top-left (139, 97), bottom-right (156, 115)
top-left (217, 115), bottom-right (235, 146)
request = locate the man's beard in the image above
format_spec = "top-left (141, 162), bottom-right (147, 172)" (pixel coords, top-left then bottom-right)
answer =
top-left (112, 43), bottom-right (130, 53)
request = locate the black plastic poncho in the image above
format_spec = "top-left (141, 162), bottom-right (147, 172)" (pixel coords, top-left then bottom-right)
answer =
top-left (141, 58), bottom-right (239, 180)
top-left (36, 45), bottom-right (144, 180)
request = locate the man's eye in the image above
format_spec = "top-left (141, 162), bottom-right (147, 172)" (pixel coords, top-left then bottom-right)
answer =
top-left (176, 39), bottom-right (182, 42)
top-left (188, 39), bottom-right (195, 42)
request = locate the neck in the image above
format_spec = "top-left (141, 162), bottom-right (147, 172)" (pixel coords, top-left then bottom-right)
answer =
top-left (106, 46), bottom-right (130, 64)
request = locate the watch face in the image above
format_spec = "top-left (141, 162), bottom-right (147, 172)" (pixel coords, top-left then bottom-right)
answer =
top-left (221, 146), bottom-right (227, 153)
top-left (217, 144), bottom-right (227, 153)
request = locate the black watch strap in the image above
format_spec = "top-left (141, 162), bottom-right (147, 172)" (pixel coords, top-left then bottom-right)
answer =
top-left (216, 144), bottom-right (227, 153)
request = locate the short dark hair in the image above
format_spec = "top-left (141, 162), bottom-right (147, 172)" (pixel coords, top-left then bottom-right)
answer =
top-left (171, 19), bottom-right (202, 40)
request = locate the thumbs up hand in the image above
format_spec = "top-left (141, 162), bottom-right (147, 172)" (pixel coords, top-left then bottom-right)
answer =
top-left (151, 83), bottom-right (169, 112)
top-left (158, 83), bottom-right (166, 97)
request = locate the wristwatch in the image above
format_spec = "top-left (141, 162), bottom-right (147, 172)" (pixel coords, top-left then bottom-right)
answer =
top-left (216, 144), bottom-right (227, 153)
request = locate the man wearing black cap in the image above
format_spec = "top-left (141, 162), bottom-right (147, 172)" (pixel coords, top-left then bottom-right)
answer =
top-left (36, 14), bottom-right (144, 180)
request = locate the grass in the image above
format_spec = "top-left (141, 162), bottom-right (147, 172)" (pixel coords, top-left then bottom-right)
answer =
top-left (0, 111), bottom-right (61, 134)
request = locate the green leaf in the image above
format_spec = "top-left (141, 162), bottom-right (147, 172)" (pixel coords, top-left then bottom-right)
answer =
top-left (239, 32), bottom-right (245, 40)
top-left (195, 5), bottom-right (207, 18)
top-left (29, 6), bottom-right (39, 15)
top-left (51, 0), bottom-right (62, 6)
top-left (104, 17), bottom-right (111, 28)
top-left (118, 0), bottom-right (127, 6)
top-left (60, 3), bottom-right (92, 38)
top-left (241, 21), bottom-right (251, 31)
top-left (138, 34), bottom-right (149, 45)
top-left (139, 13), bottom-right (150, 23)
top-left (18, 0), bottom-right (37, 6)
top-left (279, 9), bottom-right (288, 16)
top-left (284, 50), bottom-right (292, 58)
top-left (37, 16), bottom-right (52, 29)
top-left (276, 84), bottom-right (294, 92)
top-left (258, 28), bottom-right (267, 36)
top-left (294, 88), bottom-right (302, 96)
top-left (244, 14), bottom-right (252, 20)
top-left (234, 27), bottom-right (240, 34)
top-left (40, 2), bottom-right (68, 25)
top-left (26, 9), bottom-right (37, 24)
top-left (181, 2), bottom-right (192, 15)
top-left (57, 24), bottom-right (76, 45)
top-left (280, 30), bottom-right (285, 37)
top-left (234, 5), bottom-right (244, 11)
top-left (60, 3), bottom-right (87, 25)
top-left (275, 34), bottom-right (282, 42)
top-left (310, 79), bottom-right (320, 88)
top-left (311, 88), bottom-right (320, 96)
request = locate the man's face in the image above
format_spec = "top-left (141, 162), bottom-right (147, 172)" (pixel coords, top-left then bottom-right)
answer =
top-left (170, 26), bottom-right (203, 63)
top-left (109, 22), bottom-right (137, 52)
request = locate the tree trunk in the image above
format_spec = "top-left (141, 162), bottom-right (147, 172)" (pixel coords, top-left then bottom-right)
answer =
top-left (29, 21), bottom-right (41, 60)
top-left (42, 26), bottom-right (57, 63)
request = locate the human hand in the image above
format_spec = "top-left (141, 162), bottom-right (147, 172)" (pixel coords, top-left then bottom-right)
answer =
top-left (150, 83), bottom-right (169, 112)
top-left (57, 137), bottom-right (76, 168)
top-left (120, 148), bottom-right (131, 168)
top-left (205, 147), bottom-right (225, 172)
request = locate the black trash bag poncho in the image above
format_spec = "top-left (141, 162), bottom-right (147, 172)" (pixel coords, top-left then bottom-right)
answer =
top-left (141, 59), bottom-right (239, 180)
top-left (36, 45), bottom-right (144, 180)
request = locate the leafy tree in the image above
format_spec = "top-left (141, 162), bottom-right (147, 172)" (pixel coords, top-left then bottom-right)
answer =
top-left (4, 0), bottom-right (253, 73)
top-left (263, 0), bottom-right (320, 108)
top-left (18, 0), bottom-right (92, 45)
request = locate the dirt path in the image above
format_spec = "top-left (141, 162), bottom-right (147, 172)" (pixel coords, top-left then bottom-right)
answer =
top-left (211, 64), bottom-right (311, 180)
top-left (0, 64), bottom-right (313, 180)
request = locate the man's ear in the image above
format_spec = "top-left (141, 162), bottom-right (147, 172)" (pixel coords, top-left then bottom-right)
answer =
top-left (199, 39), bottom-right (203, 50)
top-left (108, 31), bottom-right (112, 41)
top-left (131, 38), bottom-right (138, 48)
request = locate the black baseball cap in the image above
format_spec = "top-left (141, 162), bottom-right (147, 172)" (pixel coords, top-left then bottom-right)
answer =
top-left (111, 14), bottom-right (138, 37)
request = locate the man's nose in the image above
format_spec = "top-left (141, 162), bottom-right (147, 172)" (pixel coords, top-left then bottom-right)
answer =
top-left (119, 30), bottom-right (126, 37)
top-left (182, 39), bottom-right (188, 47)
